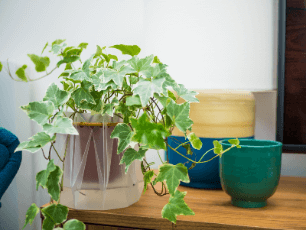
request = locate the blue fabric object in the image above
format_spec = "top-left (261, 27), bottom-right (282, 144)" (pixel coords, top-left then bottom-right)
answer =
top-left (0, 127), bottom-right (22, 208)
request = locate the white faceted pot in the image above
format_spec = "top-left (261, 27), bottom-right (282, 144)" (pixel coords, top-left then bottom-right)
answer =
top-left (52, 113), bottom-right (144, 210)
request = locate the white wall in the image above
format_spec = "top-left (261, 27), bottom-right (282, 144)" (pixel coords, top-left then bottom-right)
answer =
top-left (0, 0), bottom-right (305, 229)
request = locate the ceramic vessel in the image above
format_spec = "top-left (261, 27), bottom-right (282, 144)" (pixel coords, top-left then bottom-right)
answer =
top-left (168, 90), bottom-right (255, 189)
top-left (220, 139), bottom-right (282, 208)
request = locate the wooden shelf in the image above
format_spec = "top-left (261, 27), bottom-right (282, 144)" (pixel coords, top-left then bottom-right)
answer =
top-left (41, 171), bottom-right (306, 230)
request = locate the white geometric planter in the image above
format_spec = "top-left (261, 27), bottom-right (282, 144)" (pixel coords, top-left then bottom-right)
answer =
top-left (52, 113), bottom-right (144, 210)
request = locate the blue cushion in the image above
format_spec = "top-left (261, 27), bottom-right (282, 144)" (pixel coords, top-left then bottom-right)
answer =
top-left (0, 128), bottom-right (22, 208)
top-left (0, 144), bottom-right (9, 171)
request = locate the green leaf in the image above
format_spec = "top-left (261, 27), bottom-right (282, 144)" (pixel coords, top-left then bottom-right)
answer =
top-left (0, 61), bottom-right (2, 72)
top-left (36, 159), bottom-right (57, 190)
top-left (126, 95), bottom-right (142, 106)
top-left (57, 55), bottom-right (80, 67)
top-left (27, 54), bottom-right (50, 72)
top-left (134, 78), bottom-right (165, 107)
top-left (166, 99), bottom-right (193, 134)
top-left (46, 166), bottom-right (63, 202)
top-left (94, 45), bottom-right (105, 58)
top-left (71, 86), bottom-right (96, 108)
top-left (15, 65), bottom-right (28, 82)
top-left (142, 63), bottom-right (167, 79)
top-left (213, 140), bottom-right (223, 155)
top-left (115, 102), bottom-right (134, 124)
top-left (153, 56), bottom-right (161, 64)
top-left (63, 219), bottom-right (86, 230)
top-left (110, 123), bottom-right (134, 154)
top-left (108, 54), bottom-right (118, 61)
top-left (160, 74), bottom-right (178, 96)
top-left (182, 143), bottom-right (193, 156)
top-left (110, 44), bottom-right (141, 56)
top-left (43, 83), bottom-right (70, 108)
top-left (155, 163), bottom-right (189, 196)
top-left (228, 138), bottom-right (240, 146)
top-left (168, 90), bottom-right (176, 101)
top-left (143, 170), bottom-right (154, 194)
top-left (174, 84), bottom-right (199, 103)
top-left (131, 113), bottom-right (170, 150)
top-left (102, 97), bottom-right (119, 117)
top-left (78, 42), bottom-right (88, 49)
top-left (68, 71), bottom-right (90, 83)
top-left (103, 66), bottom-right (134, 88)
top-left (41, 203), bottom-right (68, 225)
top-left (21, 101), bottom-right (55, 125)
top-left (79, 90), bottom-right (103, 113)
top-left (22, 203), bottom-right (40, 229)
top-left (162, 190), bottom-right (195, 224)
top-left (120, 148), bottom-right (148, 173)
top-left (16, 132), bottom-right (56, 153)
top-left (41, 42), bottom-right (48, 55)
top-left (52, 39), bottom-right (66, 46)
top-left (82, 54), bottom-right (94, 77)
top-left (187, 132), bottom-right (202, 150)
top-left (42, 216), bottom-right (55, 230)
top-left (128, 55), bottom-right (154, 74)
top-left (43, 116), bottom-right (78, 135)
top-left (101, 53), bottom-right (110, 63)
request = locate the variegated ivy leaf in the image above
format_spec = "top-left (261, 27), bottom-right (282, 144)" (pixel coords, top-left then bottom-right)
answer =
top-left (120, 148), bottom-right (148, 174)
top-left (166, 99), bottom-right (193, 134)
top-left (27, 54), bottom-right (50, 72)
top-left (161, 74), bottom-right (179, 96)
top-left (63, 219), bottom-right (86, 230)
top-left (41, 203), bottom-right (68, 225)
top-left (102, 97), bottom-right (119, 117)
top-left (82, 54), bottom-right (94, 77)
top-left (142, 63), bottom-right (167, 79)
top-left (126, 95), bottom-right (142, 106)
top-left (154, 93), bottom-right (171, 108)
top-left (187, 132), bottom-right (202, 150)
top-left (109, 44), bottom-right (141, 56)
top-left (68, 70), bottom-right (91, 83)
top-left (143, 170), bottom-right (154, 194)
top-left (42, 216), bottom-right (55, 230)
top-left (15, 132), bottom-right (56, 153)
top-left (79, 90), bottom-right (104, 113)
top-left (36, 159), bottom-right (57, 190)
top-left (102, 65), bottom-right (134, 88)
top-left (155, 163), bottom-right (190, 196)
top-left (133, 77), bottom-right (165, 107)
top-left (128, 55), bottom-right (154, 74)
top-left (43, 116), bottom-right (78, 135)
top-left (43, 83), bottom-right (71, 108)
top-left (162, 190), bottom-right (195, 224)
top-left (71, 83), bottom-right (96, 108)
top-left (110, 123), bottom-right (134, 154)
top-left (46, 166), bottom-right (63, 202)
top-left (22, 203), bottom-right (40, 230)
top-left (21, 101), bottom-right (55, 126)
top-left (174, 84), bottom-right (199, 103)
top-left (131, 112), bottom-right (170, 150)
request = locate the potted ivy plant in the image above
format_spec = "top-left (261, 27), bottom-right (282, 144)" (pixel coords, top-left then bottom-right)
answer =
top-left (0, 40), bottom-right (240, 230)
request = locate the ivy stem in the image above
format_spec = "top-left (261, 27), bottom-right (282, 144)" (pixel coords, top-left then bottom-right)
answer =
top-left (60, 135), bottom-right (70, 194)
top-left (157, 150), bottom-right (164, 164)
top-left (174, 141), bottom-right (190, 150)
top-left (41, 148), bottom-right (49, 160)
top-left (52, 143), bottom-right (63, 162)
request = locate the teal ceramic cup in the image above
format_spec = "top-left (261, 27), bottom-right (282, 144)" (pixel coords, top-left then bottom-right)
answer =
top-left (219, 139), bottom-right (283, 208)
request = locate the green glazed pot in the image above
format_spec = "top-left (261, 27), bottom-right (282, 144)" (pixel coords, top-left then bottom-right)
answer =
top-left (219, 139), bottom-right (283, 208)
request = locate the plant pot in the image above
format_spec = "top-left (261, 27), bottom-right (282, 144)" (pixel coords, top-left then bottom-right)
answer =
top-left (168, 90), bottom-right (255, 189)
top-left (220, 139), bottom-right (282, 208)
top-left (52, 113), bottom-right (144, 210)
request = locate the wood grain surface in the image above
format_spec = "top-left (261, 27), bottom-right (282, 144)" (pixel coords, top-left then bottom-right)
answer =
top-left (41, 170), bottom-right (306, 230)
